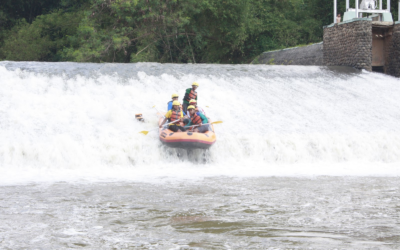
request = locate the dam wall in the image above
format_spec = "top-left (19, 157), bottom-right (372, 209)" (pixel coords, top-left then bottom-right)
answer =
top-left (386, 23), bottom-right (400, 77)
top-left (251, 43), bottom-right (323, 65)
top-left (252, 18), bottom-right (400, 77)
top-left (323, 18), bottom-right (372, 71)
top-left (324, 19), bottom-right (400, 76)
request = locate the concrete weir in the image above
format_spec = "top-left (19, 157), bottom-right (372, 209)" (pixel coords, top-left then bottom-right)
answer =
top-left (251, 43), bottom-right (323, 66)
top-left (253, 0), bottom-right (400, 77)
top-left (324, 18), bottom-right (400, 77)
top-left (252, 18), bottom-right (400, 77)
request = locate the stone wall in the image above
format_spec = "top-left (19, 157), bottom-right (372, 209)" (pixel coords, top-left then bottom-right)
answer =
top-left (383, 26), bottom-right (392, 71)
top-left (386, 22), bottom-right (400, 77)
top-left (251, 18), bottom-right (400, 77)
top-left (323, 18), bottom-right (372, 71)
top-left (251, 43), bottom-right (323, 65)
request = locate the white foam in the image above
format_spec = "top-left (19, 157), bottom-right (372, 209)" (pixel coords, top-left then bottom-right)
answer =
top-left (1, 63), bottom-right (400, 184)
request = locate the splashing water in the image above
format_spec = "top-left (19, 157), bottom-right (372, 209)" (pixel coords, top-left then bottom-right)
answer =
top-left (0, 62), bottom-right (400, 184)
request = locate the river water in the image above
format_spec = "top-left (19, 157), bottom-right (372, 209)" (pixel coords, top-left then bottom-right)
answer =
top-left (0, 62), bottom-right (399, 249)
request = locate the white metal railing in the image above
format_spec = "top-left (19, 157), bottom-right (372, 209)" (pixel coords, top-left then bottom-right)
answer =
top-left (334, 0), bottom-right (337, 23)
top-left (334, 0), bottom-right (397, 23)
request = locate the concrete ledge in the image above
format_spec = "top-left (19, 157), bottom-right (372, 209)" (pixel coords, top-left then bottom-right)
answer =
top-left (251, 42), bottom-right (323, 66)
top-left (324, 17), bottom-right (372, 29)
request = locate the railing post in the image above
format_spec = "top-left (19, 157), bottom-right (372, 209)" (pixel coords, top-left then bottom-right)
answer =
top-left (346, 0), bottom-right (349, 11)
top-left (356, 0), bottom-right (359, 18)
top-left (334, 0), bottom-right (337, 23)
top-left (380, 0), bottom-right (382, 10)
top-left (387, 0), bottom-right (390, 12)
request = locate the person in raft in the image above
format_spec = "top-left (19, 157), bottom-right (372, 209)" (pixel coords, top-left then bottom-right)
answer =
top-left (168, 93), bottom-right (187, 116)
top-left (185, 105), bottom-right (209, 133)
top-left (182, 82), bottom-right (199, 113)
top-left (160, 100), bottom-right (186, 132)
top-left (167, 93), bottom-right (179, 111)
top-left (188, 99), bottom-right (206, 117)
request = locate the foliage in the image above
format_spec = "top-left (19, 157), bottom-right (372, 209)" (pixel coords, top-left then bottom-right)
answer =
top-left (2, 0), bottom-right (386, 63)
top-left (0, 11), bottom-right (85, 61)
top-left (60, 0), bottom-right (326, 63)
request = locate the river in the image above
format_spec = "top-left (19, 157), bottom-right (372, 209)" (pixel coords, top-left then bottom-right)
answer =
top-left (0, 62), bottom-right (399, 249)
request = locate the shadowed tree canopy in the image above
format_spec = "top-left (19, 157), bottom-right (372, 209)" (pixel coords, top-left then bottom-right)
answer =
top-left (1, 0), bottom-right (398, 63)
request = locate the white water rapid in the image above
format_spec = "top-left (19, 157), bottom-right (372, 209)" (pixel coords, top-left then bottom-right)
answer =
top-left (0, 62), bottom-right (400, 184)
top-left (1, 62), bottom-right (400, 249)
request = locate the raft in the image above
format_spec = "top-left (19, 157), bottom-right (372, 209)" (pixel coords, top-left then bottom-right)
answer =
top-left (158, 115), bottom-right (216, 149)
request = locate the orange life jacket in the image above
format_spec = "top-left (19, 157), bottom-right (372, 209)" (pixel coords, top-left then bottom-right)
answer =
top-left (169, 108), bottom-right (181, 123)
top-left (185, 88), bottom-right (197, 102)
top-left (191, 113), bottom-right (202, 125)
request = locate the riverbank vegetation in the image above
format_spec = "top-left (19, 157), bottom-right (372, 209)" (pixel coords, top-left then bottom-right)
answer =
top-left (0, 0), bottom-right (398, 63)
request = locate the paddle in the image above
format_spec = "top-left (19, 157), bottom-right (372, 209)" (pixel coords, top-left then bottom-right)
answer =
top-left (139, 119), bottom-right (181, 135)
top-left (185, 121), bottom-right (223, 129)
top-left (152, 105), bottom-right (165, 118)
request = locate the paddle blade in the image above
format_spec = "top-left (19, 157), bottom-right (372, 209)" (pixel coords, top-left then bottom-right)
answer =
top-left (139, 131), bottom-right (149, 135)
top-left (211, 121), bottom-right (223, 124)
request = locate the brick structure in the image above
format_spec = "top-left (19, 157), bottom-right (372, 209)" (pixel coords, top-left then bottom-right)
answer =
top-left (386, 23), bottom-right (400, 77)
top-left (252, 19), bottom-right (400, 77)
top-left (323, 18), bottom-right (372, 71)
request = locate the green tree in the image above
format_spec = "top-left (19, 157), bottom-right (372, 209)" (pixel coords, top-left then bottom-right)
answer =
top-left (62, 0), bottom-right (326, 63)
top-left (1, 11), bottom-right (85, 61)
top-left (2, 0), bottom-right (372, 64)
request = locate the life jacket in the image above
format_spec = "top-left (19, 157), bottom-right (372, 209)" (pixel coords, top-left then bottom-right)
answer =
top-left (191, 113), bottom-right (202, 125)
top-left (169, 108), bottom-right (181, 123)
top-left (184, 88), bottom-right (197, 102)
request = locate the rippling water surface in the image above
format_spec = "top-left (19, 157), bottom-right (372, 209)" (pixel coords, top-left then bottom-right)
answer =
top-left (1, 178), bottom-right (399, 249)
top-left (0, 62), bottom-right (399, 249)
